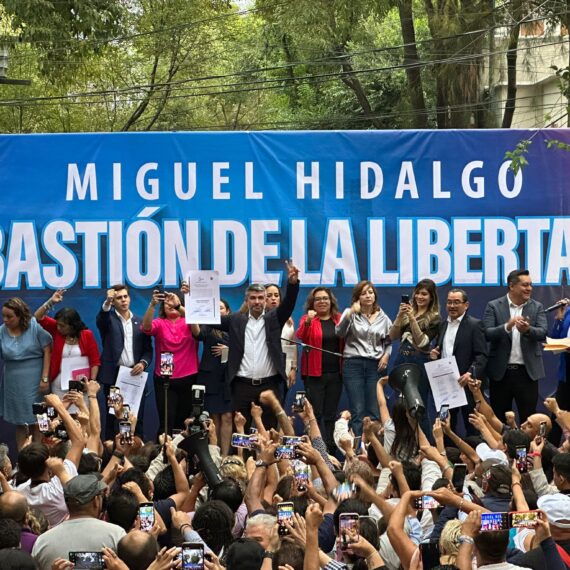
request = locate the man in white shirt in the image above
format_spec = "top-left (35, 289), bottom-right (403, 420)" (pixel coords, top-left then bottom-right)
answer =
top-left (216, 261), bottom-right (300, 428)
top-left (16, 393), bottom-right (82, 527)
top-left (430, 289), bottom-right (487, 434)
top-left (32, 473), bottom-right (125, 570)
top-left (483, 269), bottom-right (547, 423)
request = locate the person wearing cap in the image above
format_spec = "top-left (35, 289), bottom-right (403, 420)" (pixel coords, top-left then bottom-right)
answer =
top-left (430, 288), bottom-right (488, 435)
top-left (481, 464), bottom-right (513, 513)
top-left (483, 268), bottom-right (547, 424)
top-left (198, 260), bottom-right (300, 429)
top-left (31, 473), bottom-right (125, 570)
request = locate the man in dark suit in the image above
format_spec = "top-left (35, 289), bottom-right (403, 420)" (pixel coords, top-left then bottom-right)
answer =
top-left (430, 288), bottom-right (488, 434)
top-left (96, 284), bottom-right (153, 438)
top-left (483, 269), bottom-right (547, 423)
top-left (219, 261), bottom-right (300, 428)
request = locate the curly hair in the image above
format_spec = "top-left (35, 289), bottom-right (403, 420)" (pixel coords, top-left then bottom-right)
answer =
top-left (303, 287), bottom-right (340, 317)
top-left (3, 297), bottom-right (32, 330)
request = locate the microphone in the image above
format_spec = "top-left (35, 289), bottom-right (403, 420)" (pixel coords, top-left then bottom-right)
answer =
top-left (545, 300), bottom-right (569, 313)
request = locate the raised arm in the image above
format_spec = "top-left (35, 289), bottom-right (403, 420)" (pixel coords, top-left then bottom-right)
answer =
top-left (34, 289), bottom-right (65, 321)
top-left (376, 377), bottom-right (391, 425)
top-left (143, 290), bottom-right (162, 332)
top-left (45, 393), bottom-right (84, 468)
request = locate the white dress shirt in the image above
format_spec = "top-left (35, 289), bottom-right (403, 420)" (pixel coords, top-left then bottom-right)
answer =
top-left (506, 294), bottom-right (526, 365)
top-left (102, 303), bottom-right (134, 367)
top-left (442, 312), bottom-right (466, 359)
top-left (237, 312), bottom-right (277, 379)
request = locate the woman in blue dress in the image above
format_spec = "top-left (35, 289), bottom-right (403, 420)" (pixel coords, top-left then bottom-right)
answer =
top-left (0, 298), bottom-right (52, 449)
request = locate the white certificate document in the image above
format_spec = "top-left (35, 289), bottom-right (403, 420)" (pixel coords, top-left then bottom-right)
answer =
top-left (424, 356), bottom-right (467, 410)
top-left (185, 270), bottom-right (221, 324)
top-left (60, 355), bottom-right (90, 391)
top-left (114, 366), bottom-right (148, 417)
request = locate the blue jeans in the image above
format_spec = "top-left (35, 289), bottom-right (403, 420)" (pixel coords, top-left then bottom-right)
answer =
top-left (343, 357), bottom-right (381, 436)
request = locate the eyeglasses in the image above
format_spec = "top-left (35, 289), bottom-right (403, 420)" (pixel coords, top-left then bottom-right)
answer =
top-left (446, 300), bottom-right (466, 306)
top-left (314, 296), bottom-right (330, 302)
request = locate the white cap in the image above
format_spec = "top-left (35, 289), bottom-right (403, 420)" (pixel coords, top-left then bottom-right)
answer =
top-left (476, 443), bottom-right (509, 465)
top-left (538, 493), bottom-right (570, 528)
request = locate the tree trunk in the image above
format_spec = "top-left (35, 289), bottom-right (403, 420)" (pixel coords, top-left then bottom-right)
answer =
top-left (397, 0), bottom-right (428, 128)
top-left (502, 9), bottom-right (521, 128)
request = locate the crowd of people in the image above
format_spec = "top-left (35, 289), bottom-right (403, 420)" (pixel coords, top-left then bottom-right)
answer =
top-left (2, 262), bottom-right (570, 569)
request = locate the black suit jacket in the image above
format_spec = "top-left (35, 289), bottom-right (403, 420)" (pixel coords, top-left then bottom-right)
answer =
top-left (435, 314), bottom-right (488, 379)
top-left (96, 307), bottom-right (153, 385)
top-left (218, 281), bottom-right (299, 385)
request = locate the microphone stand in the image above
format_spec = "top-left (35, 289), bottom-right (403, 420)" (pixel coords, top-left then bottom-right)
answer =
top-left (162, 372), bottom-right (172, 463)
top-left (281, 337), bottom-right (343, 358)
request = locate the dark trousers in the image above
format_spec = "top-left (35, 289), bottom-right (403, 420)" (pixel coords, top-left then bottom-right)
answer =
top-left (549, 381), bottom-right (570, 446)
top-left (490, 366), bottom-right (538, 424)
top-left (231, 376), bottom-right (281, 430)
top-left (154, 374), bottom-right (196, 436)
top-left (304, 371), bottom-right (342, 451)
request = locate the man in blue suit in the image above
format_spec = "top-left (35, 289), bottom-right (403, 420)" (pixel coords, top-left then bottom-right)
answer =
top-left (483, 269), bottom-right (547, 423)
top-left (96, 284), bottom-right (153, 438)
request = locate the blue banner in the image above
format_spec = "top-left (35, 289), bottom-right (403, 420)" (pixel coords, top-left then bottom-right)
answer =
top-left (1, 128), bottom-right (569, 339)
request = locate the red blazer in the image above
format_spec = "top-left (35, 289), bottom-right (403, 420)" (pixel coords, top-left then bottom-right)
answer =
top-left (296, 313), bottom-right (343, 377)
top-left (39, 316), bottom-right (101, 382)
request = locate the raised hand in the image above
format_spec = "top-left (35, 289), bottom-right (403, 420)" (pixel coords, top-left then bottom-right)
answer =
top-left (285, 260), bottom-right (300, 284)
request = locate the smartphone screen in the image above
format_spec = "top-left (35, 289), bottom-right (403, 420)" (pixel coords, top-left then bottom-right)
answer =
top-left (122, 404), bottom-right (130, 420)
top-left (36, 413), bottom-right (50, 433)
top-left (510, 510), bottom-right (541, 529)
top-left (339, 513), bottom-right (360, 549)
top-left (231, 433), bottom-right (251, 448)
top-left (119, 421), bottom-right (132, 443)
top-left (277, 502), bottom-right (294, 535)
top-left (68, 552), bottom-right (105, 569)
top-left (439, 404), bottom-right (450, 422)
top-left (46, 406), bottom-right (57, 419)
top-left (515, 446), bottom-right (528, 473)
top-left (68, 380), bottom-right (83, 392)
top-left (332, 482), bottom-right (357, 502)
top-left (282, 435), bottom-right (302, 446)
top-left (353, 435), bottom-right (362, 452)
top-left (32, 402), bottom-right (45, 415)
top-left (274, 445), bottom-right (296, 460)
top-left (160, 351), bottom-right (174, 376)
top-left (181, 542), bottom-right (204, 570)
top-left (539, 421), bottom-right (547, 437)
top-left (293, 461), bottom-right (310, 491)
top-left (451, 463), bottom-right (467, 492)
top-left (293, 391), bottom-right (306, 412)
top-left (107, 386), bottom-right (121, 407)
top-left (481, 512), bottom-right (509, 531)
top-left (139, 503), bottom-right (154, 532)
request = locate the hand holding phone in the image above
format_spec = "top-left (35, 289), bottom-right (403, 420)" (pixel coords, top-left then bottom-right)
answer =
top-left (277, 502), bottom-right (294, 535)
top-left (139, 503), bottom-right (155, 532)
top-left (160, 351), bottom-right (174, 377)
top-left (339, 513), bottom-right (360, 549)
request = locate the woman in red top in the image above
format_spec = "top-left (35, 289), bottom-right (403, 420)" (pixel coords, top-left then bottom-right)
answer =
top-left (296, 287), bottom-right (343, 452)
top-left (35, 289), bottom-right (100, 400)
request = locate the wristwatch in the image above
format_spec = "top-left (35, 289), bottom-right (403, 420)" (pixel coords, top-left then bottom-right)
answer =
top-left (41, 377), bottom-right (49, 384)
top-left (255, 460), bottom-right (269, 468)
top-left (263, 551), bottom-right (275, 559)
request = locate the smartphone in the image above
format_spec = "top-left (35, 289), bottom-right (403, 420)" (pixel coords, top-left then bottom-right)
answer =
top-left (107, 386), bottom-right (121, 407)
top-left (332, 482), bottom-right (357, 502)
top-left (181, 542), bottom-right (204, 570)
top-left (439, 404), bottom-right (450, 422)
top-left (231, 433), bottom-right (251, 449)
top-left (68, 380), bottom-right (83, 392)
top-left (510, 510), bottom-right (541, 529)
top-left (160, 351), bottom-right (174, 377)
top-left (139, 502), bottom-right (155, 532)
top-left (36, 413), bottom-right (50, 433)
top-left (401, 294), bottom-right (410, 304)
top-left (277, 501), bottom-right (294, 536)
top-left (515, 446), bottom-right (528, 473)
top-left (293, 461), bottom-right (310, 492)
top-left (68, 552), bottom-right (105, 569)
top-left (451, 463), bottom-right (468, 492)
top-left (339, 513), bottom-right (360, 549)
top-left (420, 542), bottom-right (441, 570)
top-left (32, 402), bottom-right (45, 415)
top-left (353, 435), bottom-right (362, 452)
top-left (539, 421), bottom-right (547, 437)
top-left (54, 424), bottom-right (68, 440)
top-left (481, 512), bottom-right (509, 531)
top-left (154, 283), bottom-right (166, 301)
top-left (119, 421), bottom-right (132, 444)
top-left (275, 445), bottom-right (297, 460)
top-left (122, 404), bottom-right (130, 420)
top-left (250, 427), bottom-right (258, 435)
top-left (292, 391), bottom-right (306, 412)
top-left (281, 435), bottom-right (302, 446)
top-left (46, 406), bottom-right (57, 419)
top-left (414, 495), bottom-right (440, 510)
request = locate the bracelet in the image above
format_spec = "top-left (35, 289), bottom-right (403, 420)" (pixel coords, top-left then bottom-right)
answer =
top-left (43, 301), bottom-right (54, 312)
top-left (179, 523), bottom-right (191, 535)
top-left (276, 410), bottom-right (286, 418)
top-left (112, 450), bottom-right (124, 460)
top-left (88, 395), bottom-right (97, 399)
top-left (458, 535), bottom-right (475, 545)
top-left (512, 481), bottom-right (522, 487)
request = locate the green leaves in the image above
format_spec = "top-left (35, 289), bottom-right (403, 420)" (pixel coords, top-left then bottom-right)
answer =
top-left (504, 139), bottom-right (531, 175)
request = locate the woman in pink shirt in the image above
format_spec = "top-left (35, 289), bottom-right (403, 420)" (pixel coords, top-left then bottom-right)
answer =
top-left (142, 290), bottom-right (199, 435)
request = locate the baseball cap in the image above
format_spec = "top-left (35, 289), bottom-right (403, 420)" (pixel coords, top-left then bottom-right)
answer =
top-left (538, 493), bottom-right (570, 528)
top-left (476, 443), bottom-right (508, 465)
top-left (64, 473), bottom-right (107, 505)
